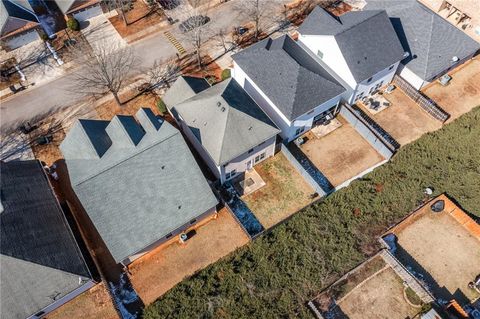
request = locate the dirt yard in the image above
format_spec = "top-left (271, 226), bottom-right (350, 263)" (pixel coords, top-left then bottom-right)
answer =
top-left (95, 91), bottom-right (162, 120)
top-left (109, 2), bottom-right (166, 41)
top-left (395, 206), bottom-right (480, 303)
top-left (423, 58), bottom-right (480, 123)
top-left (128, 208), bottom-right (249, 305)
top-left (338, 267), bottom-right (421, 319)
top-left (242, 153), bottom-right (315, 229)
top-left (46, 283), bottom-right (117, 319)
top-left (300, 117), bottom-right (384, 187)
top-left (361, 89), bottom-right (442, 146)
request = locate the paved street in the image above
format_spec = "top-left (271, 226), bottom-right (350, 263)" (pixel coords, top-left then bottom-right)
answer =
top-left (0, 0), bottom-right (289, 133)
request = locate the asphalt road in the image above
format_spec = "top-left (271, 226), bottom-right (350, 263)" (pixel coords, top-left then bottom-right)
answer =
top-left (0, 0), bottom-right (288, 133)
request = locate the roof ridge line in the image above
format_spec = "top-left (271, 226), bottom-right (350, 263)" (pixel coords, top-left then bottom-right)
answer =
top-left (74, 129), bottom-right (179, 186)
top-left (216, 101), bottom-right (232, 165)
top-left (111, 115), bottom-right (136, 147)
top-left (336, 9), bottom-right (384, 36)
top-left (424, 11), bottom-right (435, 77)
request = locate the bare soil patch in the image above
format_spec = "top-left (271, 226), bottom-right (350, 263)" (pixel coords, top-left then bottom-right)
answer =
top-left (337, 267), bottom-right (421, 319)
top-left (109, 2), bottom-right (165, 39)
top-left (300, 117), bottom-right (384, 187)
top-left (423, 58), bottom-right (480, 123)
top-left (361, 89), bottom-right (442, 146)
top-left (242, 153), bottom-right (315, 229)
top-left (394, 207), bottom-right (480, 303)
top-left (46, 283), bottom-right (117, 319)
top-left (129, 208), bottom-right (249, 305)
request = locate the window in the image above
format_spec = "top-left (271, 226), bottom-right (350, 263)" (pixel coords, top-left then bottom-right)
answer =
top-left (295, 126), bottom-right (305, 136)
top-left (231, 169), bottom-right (237, 177)
top-left (255, 155), bottom-right (260, 163)
top-left (367, 77), bottom-right (373, 83)
top-left (260, 152), bottom-right (265, 160)
top-left (317, 50), bottom-right (324, 59)
top-left (248, 148), bottom-right (254, 154)
top-left (388, 64), bottom-right (395, 71)
top-left (225, 172), bottom-right (231, 180)
top-left (355, 92), bottom-right (364, 101)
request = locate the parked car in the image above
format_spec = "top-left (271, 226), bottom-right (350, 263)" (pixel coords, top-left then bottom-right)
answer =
top-left (179, 15), bottom-right (210, 33)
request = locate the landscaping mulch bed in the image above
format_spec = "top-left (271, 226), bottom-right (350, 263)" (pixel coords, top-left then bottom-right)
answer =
top-left (108, 2), bottom-right (165, 39)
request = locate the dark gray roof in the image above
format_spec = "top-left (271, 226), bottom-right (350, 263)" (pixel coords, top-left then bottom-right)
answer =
top-left (0, 160), bottom-right (92, 319)
top-left (365, 0), bottom-right (480, 80)
top-left (172, 78), bottom-right (280, 166)
top-left (1, 0), bottom-right (37, 37)
top-left (162, 76), bottom-right (211, 109)
top-left (232, 35), bottom-right (346, 121)
top-left (60, 108), bottom-right (218, 263)
top-left (299, 7), bottom-right (405, 82)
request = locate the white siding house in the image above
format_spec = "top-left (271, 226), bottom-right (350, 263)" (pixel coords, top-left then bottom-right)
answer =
top-left (297, 7), bottom-right (405, 103)
top-left (232, 35), bottom-right (347, 143)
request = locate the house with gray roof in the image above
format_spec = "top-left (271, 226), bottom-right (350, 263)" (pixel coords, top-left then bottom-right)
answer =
top-left (1, 160), bottom-right (95, 319)
top-left (53, 0), bottom-right (103, 22)
top-left (166, 77), bottom-right (280, 183)
top-left (232, 34), bottom-right (348, 142)
top-left (297, 7), bottom-right (406, 103)
top-left (60, 108), bottom-right (218, 265)
top-left (1, 0), bottom-right (40, 50)
top-left (366, 0), bottom-right (480, 89)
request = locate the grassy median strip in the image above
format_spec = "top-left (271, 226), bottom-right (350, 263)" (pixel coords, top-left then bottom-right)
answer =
top-left (143, 107), bottom-right (480, 318)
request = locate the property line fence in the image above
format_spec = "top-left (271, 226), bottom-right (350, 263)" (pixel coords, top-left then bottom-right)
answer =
top-left (393, 75), bottom-right (450, 122)
top-left (340, 104), bottom-right (397, 159)
top-left (281, 143), bottom-right (333, 196)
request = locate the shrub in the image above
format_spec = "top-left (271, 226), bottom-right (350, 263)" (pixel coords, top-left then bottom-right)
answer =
top-left (67, 17), bottom-right (80, 31)
top-left (39, 32), bottom-right (49, 42)
top-left (156, 99), bottom-right (167, 114)
top-left (221, 68), bottom-right (231, 80)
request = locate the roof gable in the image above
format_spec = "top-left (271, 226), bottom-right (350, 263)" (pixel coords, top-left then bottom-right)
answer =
top-left (232, 35), bottom-right (346, 121)
top-left (173, 79), bottom-right (280, 165)
top-left (162, 76), bottom-right (210, 109)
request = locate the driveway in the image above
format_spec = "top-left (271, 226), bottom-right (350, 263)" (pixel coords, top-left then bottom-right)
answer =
top-left (81, 14), bottom-right (126, 49)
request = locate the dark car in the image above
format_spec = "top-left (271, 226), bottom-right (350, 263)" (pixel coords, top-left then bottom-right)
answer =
top-left (179, 15), bottom-right (210, 33)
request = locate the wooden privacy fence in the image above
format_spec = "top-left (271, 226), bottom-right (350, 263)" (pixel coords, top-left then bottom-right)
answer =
top-left (393, 75), bottom-right (450, 122)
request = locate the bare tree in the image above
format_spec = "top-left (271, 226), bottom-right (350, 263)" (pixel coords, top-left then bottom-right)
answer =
top-left (177, 2), bottom-right (213, 69)
top-left (234, 0), bottom-right (273, 41)
top-left (215, 28), bottom-right (234, 54)
top-left (69, 40), bottom-right (138, 106)
top-left (145, 59), bottom-right (180, 89)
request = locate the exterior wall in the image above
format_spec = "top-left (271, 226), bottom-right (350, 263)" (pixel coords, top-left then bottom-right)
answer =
top-left (3, 29), bottom-right (40, 50)
top-left (298, 34), bottom-right (400, 103)
top-left (28, 280), bottom-right (96, 319)
top-left (233, 62), bottom-right (343, 142)
top-left (221, 135), bottom-right (277, 183)
top-left (398, 64), bottom-right (426, 90)
top-left (72, 4), bottom-right (103, 21)
top-left (169, 108), bottom-right (221, 179)
top-left (123, 206), bottom-right (217, 264)
top-left (351, 61), bottom-right (400, 103)
top-left (298, 34), bottom-right (357, 88)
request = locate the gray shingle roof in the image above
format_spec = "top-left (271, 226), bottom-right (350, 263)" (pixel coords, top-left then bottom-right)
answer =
top-left (60, 108), bottom-right (218, 263)
top-left (365, 0), bottom-right (480, 80)
top-left (162, 76), bottom-right (211, 109)
top-left (299, 7), bottom-right (405, 82)
top-left (232, 35), bottom-right (346, 121)
top-left (171, 78), bottom-right (280, 166)
top-left (1, 0), bottom-right (37, 37)
top-left (1, 160), bottom-right (92, 319)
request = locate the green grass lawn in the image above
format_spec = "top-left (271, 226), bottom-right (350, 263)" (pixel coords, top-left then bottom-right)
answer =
top-left (143, 107), bottom-right (480, 318)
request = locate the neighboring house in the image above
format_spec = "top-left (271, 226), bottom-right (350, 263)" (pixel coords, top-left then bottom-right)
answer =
top-left (0, 0), bottom-right (40, 50)
top-left (297, 7), bottom-right (406, 103)
top-left (0, 160), bottom-right (95, 319)
top-left (55, 0), bottom-right (102, 22)
top-left (60, 108), bottom-right (218, 265)
top-left (165, 77), bottom-right (280, 184)
top-left (232, 34), bottom-right (348, 143)
top-left (366, 0), bottom-right (480, 89)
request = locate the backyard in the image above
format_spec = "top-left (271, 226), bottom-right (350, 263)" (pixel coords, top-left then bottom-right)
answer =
top-left (392, 198), bottom-right (480, 304)
top-left (46, 283), bottom-right (117, 319)
top-left (300, 116), bottom-right (385, 187)
top-left (423, 57), bottom-right (480, 123)
top-left (242, 153), bottom-right (315, 229)
top-left (357, 88), bottom-right (442, 146)
top-left (129, 208), bottom-right (249, 305)
top-left (143, 106), bottom-right (480, 318)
